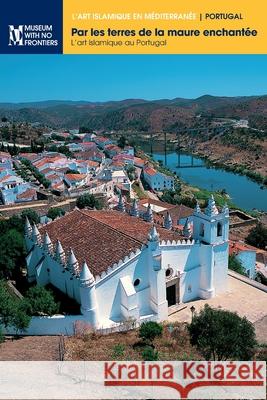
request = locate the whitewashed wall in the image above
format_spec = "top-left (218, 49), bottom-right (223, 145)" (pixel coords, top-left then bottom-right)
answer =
top-left (3, 315), bottom-right (89, 336)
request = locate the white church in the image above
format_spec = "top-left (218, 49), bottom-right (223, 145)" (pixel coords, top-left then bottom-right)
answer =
top-left (25, 195), bottom-right (229, 329)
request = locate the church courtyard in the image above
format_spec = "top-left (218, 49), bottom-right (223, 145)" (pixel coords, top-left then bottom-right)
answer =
top-left (169, 273), bottom-right (267, 336)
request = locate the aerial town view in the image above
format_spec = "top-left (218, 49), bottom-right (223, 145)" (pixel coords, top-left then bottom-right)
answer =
top-left (0, 55), bottom-right (266, 366)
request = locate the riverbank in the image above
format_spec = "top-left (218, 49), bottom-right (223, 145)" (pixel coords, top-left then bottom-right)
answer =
top-left (191, 151), bottom-right (267, 187)
top-left (136, 149), bottom-right (239, 211)
top-left (175, 132), bottom-right (267, 187)
top-left (132, 132), bottom-right (267, 187)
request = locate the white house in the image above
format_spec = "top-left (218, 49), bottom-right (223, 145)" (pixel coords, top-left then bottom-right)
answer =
top-left (64, 173), bottom-right (88, 189)
top-left (25, 195), bottom-right (229, 330)
top-left (143, 166), bottom-right (174, 191)
top-left (229, 241), bottom-right (256, 279)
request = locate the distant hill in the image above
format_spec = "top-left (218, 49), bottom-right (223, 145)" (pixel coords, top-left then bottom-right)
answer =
top-left (1, 95), bottom-right (267, 131)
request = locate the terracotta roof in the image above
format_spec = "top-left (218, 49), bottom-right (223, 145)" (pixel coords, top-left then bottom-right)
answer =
top-left (95, 137), bottom-right (110, 143)
top-left (65, 173), bottom-right (87, 181)
top-left (51, 182), bottom-right (64, 190)
top-left (39, 209), bottom-right (182, 276)
top-left (17, 188), bottom-right (36, 200)
top-left (0, 151), bottom-right (11, 159)
top-left (81, 142), bottom-right (95, 146)
top-left (34, 159), bottom-right (49, 168)
top-left (160, 204), bottom-right (194, 222)
top-left (144, 166), bottom-right (157, 176)
top-left (111, 161), bottom-right (125, 167)
top-left (113, 154), bottom-right (134, 161)
top-left (0, 174), bottom-right (14, 182)
top-left (41, 167), bottom-right (53, 175)
top-left (19, 153), bottom-right (37, 160)
top-left (229, 240), bottom-right (258, 255)
top-left (75, 150), bottom-right (98, 160)
top-left (105, 144), bottom-right (121, 152)
top-left (46, 173), bottom-right (60, 181)
top-left (86, 160), bottom-right (99, 167)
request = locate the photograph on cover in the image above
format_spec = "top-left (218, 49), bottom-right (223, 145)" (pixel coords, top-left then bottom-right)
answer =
top-left (0, 54), bottom-right (266, 381)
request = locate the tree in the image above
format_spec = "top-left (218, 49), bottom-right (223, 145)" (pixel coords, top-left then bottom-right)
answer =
top-left (117, 136), bottom-right (126, 149)
top-left (188, 304), bottom-right (257, 360)
top-left (0, 230), bottom-right (26, 279)
top-left (0, 281), bottom-right (30, 333)
top-left (228, 254), bottom-right (246, 275)
top-left (160, 185), bottom-right (182, 205)
top-left (139, 321), bottom-right (163, 344)
top-left (246, 223), bottom-right (267, 250)
top-left (76, 193), bottom-right (104, 210)
top-left (66, 169), bottom-right (80, 175)
top-left (23, 286), bottom-right (59, 316)
top-left (126, 165), bottom-right (136, 181)
top-left (21, 209), bottom-right (40, 225)
top-left (12, 303), bottom-right (31, 334)
top-left (47, 207), bottom-right (65, 220)
top-left (58, 145), bottom-right (73, 158)
top-left (79, 127), bottom-right (93, 133)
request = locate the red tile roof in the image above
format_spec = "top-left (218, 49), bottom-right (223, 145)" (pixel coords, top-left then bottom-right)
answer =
top-left (96, 137), bottom-right (110, 143)
top-left (65, 173), bottom-right (87, 181)
top-left (17, 188), bottom-right (36, 200)
top-left (229, 240), bottom-right (258, 255)
top-left (0, 174), bottom-right (13, 182)
top-left (134, 157), bottom-right (145, 165)
top-left (86, 160), bottom-right (99, 167)
top-left (46, 173), bottom-right (60, 181)
top-left (144, 166), bottom-right (157, 176)
top-left (41, 167), bottom-right (53, 175)
top-left (39, 209), bottom-right (182, 276)
top-left (0, 151), bottom-right (11, 159)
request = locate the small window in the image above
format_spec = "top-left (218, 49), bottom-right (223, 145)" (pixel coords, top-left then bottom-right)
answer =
top-left (134, 278), bottom-right (140, 287)
top-left (188, 285), bottom-right (192, 293)
top-left (200, 223), bottom-right (205, 237)
top-left (217, 222), bottom-right (222, 237)
top-left (165, 268), bottom-right (172, 278)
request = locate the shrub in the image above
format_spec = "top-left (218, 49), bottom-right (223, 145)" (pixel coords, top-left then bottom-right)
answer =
top-left (139, 321), bottom-right (163, 343)
top-left (142, 346), bottom-right (159, 361)
top-left (0, 328), bottom-right (4, 344)
top-left (112, 344), bottom-right (125, 359)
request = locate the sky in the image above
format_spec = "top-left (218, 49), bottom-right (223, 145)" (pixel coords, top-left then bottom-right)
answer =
top-left (0, 55), bottom-right (267, 102)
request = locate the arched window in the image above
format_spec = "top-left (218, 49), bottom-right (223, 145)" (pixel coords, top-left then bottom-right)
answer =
top-left (134, 278), bottom-right (140, 287)
top-left (217, 222), bottom-right (223, 237)
top-left (200, 223), bottom-right (205, 237)
top-left (165, 268), bottom-right (173, 278)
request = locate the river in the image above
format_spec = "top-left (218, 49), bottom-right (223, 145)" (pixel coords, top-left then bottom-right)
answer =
top-left (152, 152), bottom-right (267, 212)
